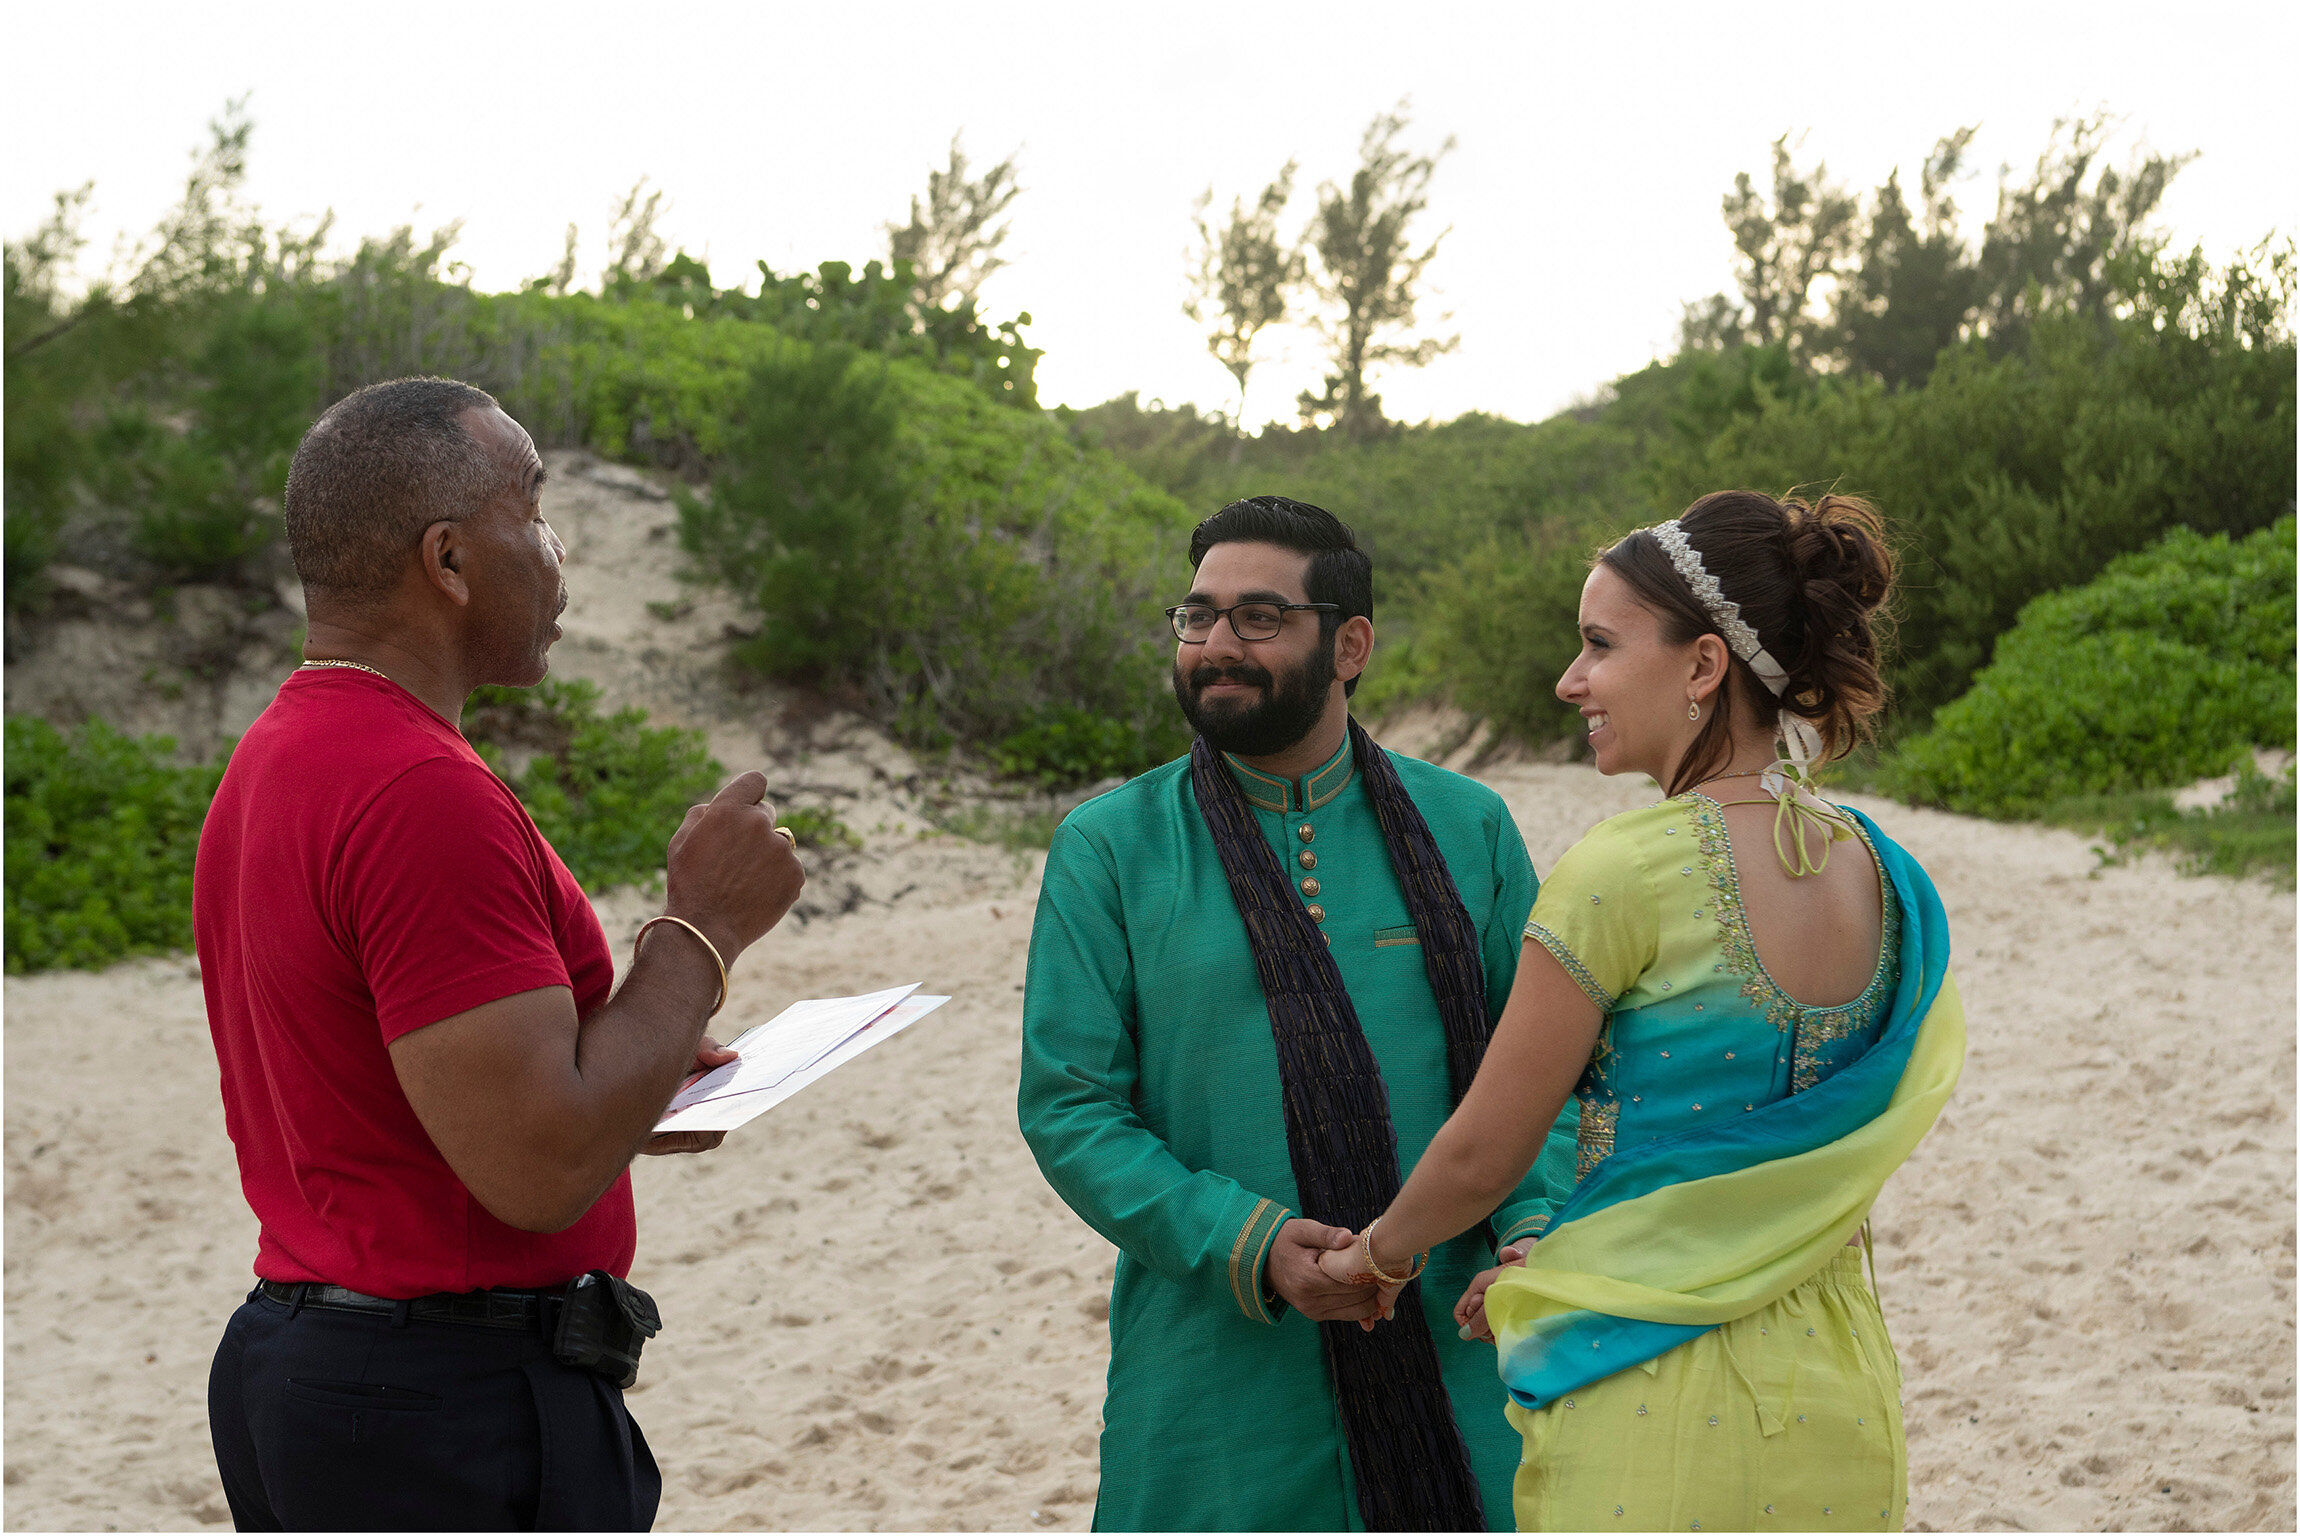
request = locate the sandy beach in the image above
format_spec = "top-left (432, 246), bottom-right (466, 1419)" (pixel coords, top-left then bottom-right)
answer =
top-left (5, 456), bottom-right (2292, 1530)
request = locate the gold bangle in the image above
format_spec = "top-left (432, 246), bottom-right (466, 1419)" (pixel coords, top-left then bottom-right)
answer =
top-left (1362, 1217), bottom-right (1427, 1286)
top-left (635, 915), bottom-right (728, 1017)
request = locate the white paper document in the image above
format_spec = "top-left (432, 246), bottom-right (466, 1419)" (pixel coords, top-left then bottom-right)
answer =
top-left (652, 985), bottom-right (948, 1135)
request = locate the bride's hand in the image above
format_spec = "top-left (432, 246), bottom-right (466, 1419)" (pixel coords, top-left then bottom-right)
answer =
top-left (1453, 1242), bottom-right (1531, 1342)
top-left (1315, 1244), bottom-right (1368, 1286)
top-left (1317, 1244), bottom-right (1409, 1331)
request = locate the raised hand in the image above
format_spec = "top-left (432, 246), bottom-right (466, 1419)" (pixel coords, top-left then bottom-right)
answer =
top-left (1451, 1242), bottom-right (1531, 1342)
top-left (664, 771), bottom-right (806, 969)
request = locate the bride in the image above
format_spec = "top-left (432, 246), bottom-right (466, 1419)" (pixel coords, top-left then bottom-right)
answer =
top-left (1323, 490), bottom-right (1963, 1532)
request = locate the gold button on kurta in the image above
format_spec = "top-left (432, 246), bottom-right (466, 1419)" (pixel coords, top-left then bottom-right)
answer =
top-left (1297, 824), bottom-right (1315, 843)
top-left (1300, 877), bottom-right (1321, 897)
top-left (1305, 904), bottom-right (1326, 923)
top-left (1298, 851), bottom-right (1317, 870)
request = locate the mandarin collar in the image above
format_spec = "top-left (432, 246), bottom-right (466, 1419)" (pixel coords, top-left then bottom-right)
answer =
top-left (1220, 732), bottom-right (1356, 814)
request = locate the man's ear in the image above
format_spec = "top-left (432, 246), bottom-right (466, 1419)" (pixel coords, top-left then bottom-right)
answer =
top-left (420, 520), bottom-right (471, 607)
top-left (1334, 615), bottom-right (1375, 682)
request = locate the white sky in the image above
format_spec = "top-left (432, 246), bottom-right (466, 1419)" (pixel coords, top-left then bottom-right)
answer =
top-left (7, 1), bottom-right (2292, 429)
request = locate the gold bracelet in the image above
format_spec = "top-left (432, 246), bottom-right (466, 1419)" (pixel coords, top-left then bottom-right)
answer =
top-left (635, 915), bottom-right (728, 1017)
top-left (1362, 1217), bottom-right (1427, 1286)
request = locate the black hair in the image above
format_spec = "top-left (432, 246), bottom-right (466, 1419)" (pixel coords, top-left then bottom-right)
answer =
top-left (283, 376), bottom-right (508, 602)
top-left (1188, 495), bottom-right (1372, 697)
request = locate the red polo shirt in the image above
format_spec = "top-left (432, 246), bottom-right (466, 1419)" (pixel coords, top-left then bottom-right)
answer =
top-left (195, 668), bottom-right (633, 1298)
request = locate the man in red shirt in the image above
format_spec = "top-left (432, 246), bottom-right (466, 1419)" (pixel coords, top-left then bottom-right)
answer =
top-left (197, 376), bottom-right (803, 1530)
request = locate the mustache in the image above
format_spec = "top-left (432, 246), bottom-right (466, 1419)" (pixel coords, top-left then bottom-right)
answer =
top-left (1186, 662), bottom-right (1273, 692)
top-left (554, 588), bottom-right (570, 618)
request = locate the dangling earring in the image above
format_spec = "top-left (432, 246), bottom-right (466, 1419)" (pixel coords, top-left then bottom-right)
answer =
top-left (1688, 700), bottom-right (1701, 722)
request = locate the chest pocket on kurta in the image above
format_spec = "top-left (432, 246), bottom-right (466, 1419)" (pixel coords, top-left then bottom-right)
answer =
top-left (1372, 924), bottom-right (1420, 949)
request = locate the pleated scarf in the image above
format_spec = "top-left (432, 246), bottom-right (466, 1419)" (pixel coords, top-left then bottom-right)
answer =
top-left (1189, 717), bottom-right (1491, 1532)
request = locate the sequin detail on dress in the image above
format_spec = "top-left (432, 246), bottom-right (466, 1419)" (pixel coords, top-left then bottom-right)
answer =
top-left (1682, 794), bottom-right (1901, 1093)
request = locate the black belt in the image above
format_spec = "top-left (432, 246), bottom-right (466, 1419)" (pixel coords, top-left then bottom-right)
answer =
top-left (259, 1279), bottom-right (556, 1331)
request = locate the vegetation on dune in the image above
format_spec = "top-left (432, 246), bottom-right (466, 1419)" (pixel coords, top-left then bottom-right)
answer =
top-left (2, 718), bottom-right (225, 975)
top-left (1885, 519), bottom-right (2296, 817)
top-left (460, 680), bottom-right (725, 895)
top-left (4, 106), bottom-right (2294, 977)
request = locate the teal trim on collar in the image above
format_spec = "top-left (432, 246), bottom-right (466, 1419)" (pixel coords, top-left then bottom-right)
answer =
top-left (1221, 733), bottom-right (1356, 814)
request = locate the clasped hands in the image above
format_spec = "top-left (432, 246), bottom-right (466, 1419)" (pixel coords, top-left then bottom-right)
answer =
top-left (1264, 1218), bottom-right (1532, 1337)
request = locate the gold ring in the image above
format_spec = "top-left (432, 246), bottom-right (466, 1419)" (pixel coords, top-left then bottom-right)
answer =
top-left (774, 826), bottom-right (798, 848)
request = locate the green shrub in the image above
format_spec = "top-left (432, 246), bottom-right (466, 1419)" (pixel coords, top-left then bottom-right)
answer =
top-left (1886, 519), bottom-right (2296, 816)
top-left (991, 707), bottom-right (1179, 788)
top-left (462, 679), bottom-right (722, 892)
top-left (3, 717), bottom-right (227, 974)
top-left (778, 805), bottom-right (861, 852)
top-left (1414, 510), bottom-right (1629, 742)
top-left (682, 348), bottom-right (1197, 759)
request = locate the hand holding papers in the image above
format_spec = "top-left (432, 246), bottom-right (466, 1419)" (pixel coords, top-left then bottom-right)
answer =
top-left (653, 984), bottom-right (949, 1135)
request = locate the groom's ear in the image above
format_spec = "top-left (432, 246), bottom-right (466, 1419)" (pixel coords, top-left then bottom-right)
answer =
top-left (1334, 615), bottom-right (1375, 682)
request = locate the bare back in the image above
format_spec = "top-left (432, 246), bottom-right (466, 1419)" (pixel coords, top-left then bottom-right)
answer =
top-left (1706, 796), bottom-right (1887, 1007)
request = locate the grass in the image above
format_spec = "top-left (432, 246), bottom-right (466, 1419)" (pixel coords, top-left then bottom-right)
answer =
top-left (2037, 762), bottom-right (2296, 887)
top-left (934, 802), bottom-right (1065, 854)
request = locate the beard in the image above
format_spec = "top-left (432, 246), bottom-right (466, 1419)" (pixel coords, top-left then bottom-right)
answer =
top-left (1172, 640), bottom-right (1339, 757)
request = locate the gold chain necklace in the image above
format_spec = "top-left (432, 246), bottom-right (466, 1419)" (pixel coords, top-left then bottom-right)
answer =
top-left (298, 659), bottom-right (393, 682)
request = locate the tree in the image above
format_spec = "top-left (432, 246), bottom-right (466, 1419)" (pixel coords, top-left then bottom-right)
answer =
top-left (603, 178), bottom-right (669, 289)
top-left (1298, 107), bottom-right (1457, 440)
top-left (1717, 135), bottom-right (1861, 364)
top-left (1833, 129), bottom-right (1981, 386)
top-left (1971, 114), bottom-right (2190, 350)
top-left (1184, 163), bottom-right (1301, 436)
top-left (887, 136), bottom-right (1021, 313)
top-left (1689, 119), bottom-right (2190, 386)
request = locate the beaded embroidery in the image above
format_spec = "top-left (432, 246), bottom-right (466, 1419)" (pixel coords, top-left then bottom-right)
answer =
top-left (1527, 922), bottom-right (1616, 1010)
top-left (1574, 1091), bottom-right (1619, 1180)
top-left (1680, 794), bottom-right (1901, 1093)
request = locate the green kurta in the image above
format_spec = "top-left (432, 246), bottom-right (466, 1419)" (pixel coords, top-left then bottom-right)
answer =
top-left (1019, 731), bottom-right (1580, 1531)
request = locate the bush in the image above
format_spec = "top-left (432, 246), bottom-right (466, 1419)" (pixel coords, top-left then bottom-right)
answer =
top-left (3, 718), bottom-right (227, 974)
top-left (462, 679), bottom-right (722, 892)
top-left (991, 707), bottom-right (1174, 788)
top-left (1886, 519), bottom-right (2296, 816)
top-left (778, 805), bottom-right (861, 852)
top-left (1655, 248), bottom-right (2295, 724)
top-left (1413, 509), bottom-right (1631, 742)
top-left (682, 348), bottom-right (1197, 760)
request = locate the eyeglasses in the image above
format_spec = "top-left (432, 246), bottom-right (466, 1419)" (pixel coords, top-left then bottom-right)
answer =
top-left (1165, 602), bottom-right (1339, 642)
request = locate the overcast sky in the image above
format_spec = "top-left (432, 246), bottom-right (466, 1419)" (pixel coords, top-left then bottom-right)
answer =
top-left (7, 2), bottom-right (2292, 428)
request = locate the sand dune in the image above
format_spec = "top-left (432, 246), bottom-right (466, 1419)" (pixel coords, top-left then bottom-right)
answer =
top-left (4, 455), bottom-right (2290, 1530)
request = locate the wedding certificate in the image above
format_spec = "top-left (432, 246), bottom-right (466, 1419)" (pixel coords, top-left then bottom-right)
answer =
top-left (652, 984), bottom-right (950, 1134)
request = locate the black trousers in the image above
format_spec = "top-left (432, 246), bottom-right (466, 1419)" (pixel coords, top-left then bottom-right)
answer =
top-left (208, 1285), bottom-right (661, 1531)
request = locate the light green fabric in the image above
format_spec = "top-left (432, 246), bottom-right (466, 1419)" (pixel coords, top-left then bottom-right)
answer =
top-left (1506, 1248), bottom-right (1906, 1532)
top-left (1018, 732), bottom-right (1580, 1532)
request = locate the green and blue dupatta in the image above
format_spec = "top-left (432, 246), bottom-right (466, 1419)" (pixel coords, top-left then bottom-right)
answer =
top-left (1485, 810), bottom-right (1963, 1409)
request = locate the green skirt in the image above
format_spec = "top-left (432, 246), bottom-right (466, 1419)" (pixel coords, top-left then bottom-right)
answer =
top-left (1504, 1246), bottom-right (1904, 1532)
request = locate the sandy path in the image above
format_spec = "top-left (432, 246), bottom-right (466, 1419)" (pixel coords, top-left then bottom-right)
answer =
top-left (6, 754), bottom-right (2291, 1532)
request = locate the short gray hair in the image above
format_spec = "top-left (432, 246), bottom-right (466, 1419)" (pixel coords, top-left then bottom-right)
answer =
top-left (283, 377), bottom-right (507, 600)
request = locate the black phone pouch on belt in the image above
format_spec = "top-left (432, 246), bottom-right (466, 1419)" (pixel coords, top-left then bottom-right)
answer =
top-left (552, 1271), bottom-right (661, 1389)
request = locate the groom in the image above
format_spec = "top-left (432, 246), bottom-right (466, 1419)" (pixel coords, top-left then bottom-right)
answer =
top-left (1019, 496), bottom-right (1578, 1531)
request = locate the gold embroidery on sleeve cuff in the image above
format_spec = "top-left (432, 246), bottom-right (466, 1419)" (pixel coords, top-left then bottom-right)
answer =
top-left (1497, 1213), bottom-right (1551, 1249)
top-left (1227, 1198), bottom-right (1292, 1323)
top-left (1525, 922), bottom-right (1616, 1011)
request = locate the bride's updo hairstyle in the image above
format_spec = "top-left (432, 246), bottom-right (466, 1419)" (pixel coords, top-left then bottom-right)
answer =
top-left (1601, 490), bottom-right (1896, 796)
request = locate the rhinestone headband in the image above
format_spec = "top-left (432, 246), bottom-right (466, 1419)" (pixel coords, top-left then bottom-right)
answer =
top-left (1646, 519), bottom-right (1825, 769)
top-left (1647, 519), bottom-right (1789, 696)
